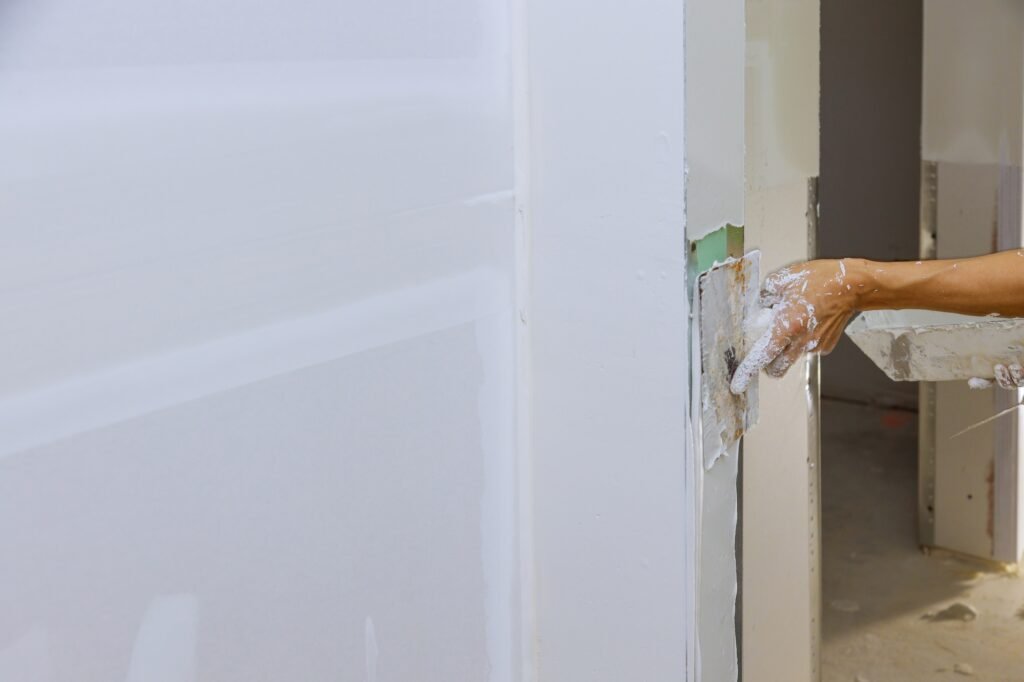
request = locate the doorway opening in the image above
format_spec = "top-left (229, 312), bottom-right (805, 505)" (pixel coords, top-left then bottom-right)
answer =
top-left (818, 1), bottom-right (1024, 679)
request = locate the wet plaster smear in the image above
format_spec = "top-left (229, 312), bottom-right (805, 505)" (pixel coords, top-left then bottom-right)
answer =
top-left (686, 0), bottom-right (746, 678)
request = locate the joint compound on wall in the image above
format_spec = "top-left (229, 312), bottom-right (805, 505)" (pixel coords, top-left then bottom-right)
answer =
top-left (696, 251), bottom-right (762, 469)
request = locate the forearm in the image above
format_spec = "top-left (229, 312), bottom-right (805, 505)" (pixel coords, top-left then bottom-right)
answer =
top-left (847, 250), bottom-right (1024, 317)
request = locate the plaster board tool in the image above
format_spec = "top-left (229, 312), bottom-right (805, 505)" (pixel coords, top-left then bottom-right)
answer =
top-left (696, 250), bottom-right (762, 468)
top-left (846, 310), bottom-right (1024, 382)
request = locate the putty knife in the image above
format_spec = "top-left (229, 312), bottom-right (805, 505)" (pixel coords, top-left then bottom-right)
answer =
top-left (696, 251), bottom-right (761, 467)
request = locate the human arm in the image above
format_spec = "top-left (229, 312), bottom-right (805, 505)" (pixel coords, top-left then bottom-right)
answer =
top-left (730, 249), bottom-right (1024, 394)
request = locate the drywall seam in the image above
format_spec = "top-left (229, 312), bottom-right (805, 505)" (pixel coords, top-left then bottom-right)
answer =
top-left (993, 385), bottom-right (1022, 561)
top-left (742, 179), bottom-right (819, 682)
top-left (742, 1), bottom-right (819, 678)
top-left (804, 178), bottom-right (822, 682)
top-left (686, 0), bottom-right (745, 678)
top-left (928, 157), bottom-right (1012, 559)
top-left (994, 159), bottom-right (1023, 563)
top-left (806, 352), bottom-right (822, 681)
top-left (685, 0), bottom-right (745, 238)
top-left (689, 305), bottom-right (703, 679)
top-left (688, 232), bottom-right (741, 681)
top-left (0, 269), bottom-right (507, 458)
top-left (476, 309), bottom-right (517, 682)
top-left (511, 0), bottom-right (538, 675)
top-left (919, 161), bottom-right (939, 547)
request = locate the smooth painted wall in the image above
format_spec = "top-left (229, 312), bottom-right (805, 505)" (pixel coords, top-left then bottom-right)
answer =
top-left (526, 1), bottom-right (693, 680)
top-left (0, 1), bottom-right (521, 680)
top-left (2, 1), bottom-right (713, 680)
top-left (743, 0), bottom-right (822, 679)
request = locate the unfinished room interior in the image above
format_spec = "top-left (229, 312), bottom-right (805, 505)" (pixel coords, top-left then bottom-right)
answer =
top-left (817, 1), bottom-right (1024, 680)
top-left (1, 0), bottom-right (1023, 680)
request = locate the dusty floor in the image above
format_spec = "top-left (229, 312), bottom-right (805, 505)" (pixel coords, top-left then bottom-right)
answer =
top-left (822, 399), bottom-right (1024, 682)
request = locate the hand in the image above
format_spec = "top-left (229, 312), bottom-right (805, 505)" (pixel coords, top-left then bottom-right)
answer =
top-left (731, 259), bottom-right (862, 394)
top-left (968, 364), bottom-right (1024, 390)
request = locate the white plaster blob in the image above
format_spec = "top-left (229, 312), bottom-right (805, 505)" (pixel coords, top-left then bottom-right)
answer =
top-left (729, 306), bottom-right (777, 395)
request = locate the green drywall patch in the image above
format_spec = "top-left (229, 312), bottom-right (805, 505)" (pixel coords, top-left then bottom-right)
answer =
top-left (688, 224), bottom-right (744, 290)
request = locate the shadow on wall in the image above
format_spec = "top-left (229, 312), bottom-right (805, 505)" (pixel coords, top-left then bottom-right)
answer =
top-left (0, 329), bottom-right (493, 681)
top-left (818, 0), bottom-right (923, 410)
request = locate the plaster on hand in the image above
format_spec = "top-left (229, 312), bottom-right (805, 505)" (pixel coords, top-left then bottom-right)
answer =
top-left (968, 363), bottom-right (1024, 390)
top-left (995, 363), bottom-right (1024, 389)
top-left (731, 260), bottom-right (858, 394)
top-left (730, 307), bottom-right (781, 395)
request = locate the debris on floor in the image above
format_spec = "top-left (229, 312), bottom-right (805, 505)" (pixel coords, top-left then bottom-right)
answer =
top-left (922, 602), bottom-right (978, 622)
top-left (953, 662), bottom-right (975, 676)
top-left (830, 599), bottom-right (861, 613)
top-left (822, 400), bottom-right (1024, 682)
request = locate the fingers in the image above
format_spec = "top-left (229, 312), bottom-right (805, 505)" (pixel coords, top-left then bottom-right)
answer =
top-left (815, 315), bottom-right (850, 356)
top-left (995, 364), bottom-right (1014, 389)
top-left (730, 323), bottom-right (792, 395)
top-left (968, 364), bottom-right (1024, 390)
top-left (994, 363), bottom-right (1024, 389)
top-left (760, 267), bottom-right (805, 307)
top-left (765, 341), bottom-right (803, 378)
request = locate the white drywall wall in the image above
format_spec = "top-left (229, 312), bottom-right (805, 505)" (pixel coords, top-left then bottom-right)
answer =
top-left (922, 0), bottom-right (1024, 165)
top-left (1, 1), bottom-right (714, 679)
top-left (686, 0), bottom-right (745, 237)
top-left (922, 0), bottom-right (1024, 563)
top-left (0, 1), bottom-right (521, 680)
top-left (525, 1), bottom-right (694, 680)
top-left (686, 1), bottom-right (746, 680)
top-left (744, 0), bottom-right (822, 679)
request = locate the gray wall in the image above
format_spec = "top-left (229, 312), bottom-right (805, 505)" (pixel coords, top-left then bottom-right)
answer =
top-left (819, 0), bottom-right (923, 409)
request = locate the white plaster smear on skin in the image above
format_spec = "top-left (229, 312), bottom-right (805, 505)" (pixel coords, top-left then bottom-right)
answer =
top-left (734, 259), bottom-right (879, 392)
top-left (730, 307), bottom-right (777, 395)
